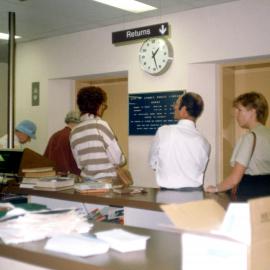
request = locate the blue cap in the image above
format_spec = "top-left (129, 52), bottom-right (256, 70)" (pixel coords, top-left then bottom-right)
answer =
top-left (15, 120), bottom-right (37, 139)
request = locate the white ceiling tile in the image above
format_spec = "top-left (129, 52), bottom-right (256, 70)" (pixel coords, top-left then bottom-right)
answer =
top-left (0, 0), bottom-right (238, 42)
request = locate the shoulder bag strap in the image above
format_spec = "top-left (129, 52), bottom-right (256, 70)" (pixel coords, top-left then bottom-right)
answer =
top-left (250, 131), bottom-right (256, 159)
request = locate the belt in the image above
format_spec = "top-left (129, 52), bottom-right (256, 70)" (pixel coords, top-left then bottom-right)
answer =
top-left (160, 185), bottom-right (203, 191)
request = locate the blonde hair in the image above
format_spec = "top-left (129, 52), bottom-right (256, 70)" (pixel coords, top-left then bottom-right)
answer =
top-left (233, 92), bottom-right (269, 124)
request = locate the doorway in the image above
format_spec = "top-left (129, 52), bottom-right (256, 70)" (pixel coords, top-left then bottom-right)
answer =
top-left (222, 61), bottom-right (270, 179)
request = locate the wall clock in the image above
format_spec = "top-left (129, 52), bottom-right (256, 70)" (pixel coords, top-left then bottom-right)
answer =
top-left (139, 37), bottom-right (173, 76)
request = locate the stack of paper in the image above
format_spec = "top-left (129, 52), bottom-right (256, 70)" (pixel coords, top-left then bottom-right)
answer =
top-left (45, 234), bottom-right (109, 257)
top-left (74, 182), bottom-right (112, 193)
top-left (95, 229), bottom-right (150, 252)
top-left (34, 176), bottom-right (74, 191)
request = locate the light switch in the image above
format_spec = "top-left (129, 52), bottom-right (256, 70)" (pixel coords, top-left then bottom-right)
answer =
top-left (32, 82), bottom-right (40, 106)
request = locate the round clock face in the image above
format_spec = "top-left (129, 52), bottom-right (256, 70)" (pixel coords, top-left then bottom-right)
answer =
top-left (139, 37), bottom-right (173, 75)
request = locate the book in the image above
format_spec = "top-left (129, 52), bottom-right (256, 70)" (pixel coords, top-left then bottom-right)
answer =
top-left (20, 183), bottom-right (35, 189)
top-left (74, 182), bottom-right (112, 194)
top-left (34, 177), bottom-right (74, 189)
top-left (34, 185), bottom-right (74, 191)
top-left (22, 167), bottom-right (56, 178)
top-left (19, 177), bottom-right (40, 189)
top-left (22, 167), bottom-right (54, 173)
top-left (112, 187), bottom-right (147, 195)
top-left (21, 177), bottom-right (40, 184)
top-left (24, 171), bottom-right (56, 178)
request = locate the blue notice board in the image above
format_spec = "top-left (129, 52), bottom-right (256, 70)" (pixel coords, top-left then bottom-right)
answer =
top-left (129, 90), bottom-right (185, 135)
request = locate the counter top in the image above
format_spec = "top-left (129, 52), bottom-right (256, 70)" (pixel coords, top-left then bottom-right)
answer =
top-left (0, 221), bottom-right (181, 270)
top-left (7, 186), bottom-right (230, 211)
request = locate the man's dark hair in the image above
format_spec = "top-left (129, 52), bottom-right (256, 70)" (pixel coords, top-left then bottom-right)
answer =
top-left (179, 92), bottom-right (204, 118)
top-left (77, 86), bottom-right (107, 116)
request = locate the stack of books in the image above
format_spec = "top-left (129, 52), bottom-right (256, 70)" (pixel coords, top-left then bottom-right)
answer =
top-left (20, 167), bottom-right (57, 189)
top-left (74, 182), bottom-right (112, 194)
top-left (34, 177), bottom-right (75, 191)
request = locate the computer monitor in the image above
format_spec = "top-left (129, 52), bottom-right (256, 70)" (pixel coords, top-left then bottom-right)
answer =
top-left (0, 149), bottom-right (24, 176)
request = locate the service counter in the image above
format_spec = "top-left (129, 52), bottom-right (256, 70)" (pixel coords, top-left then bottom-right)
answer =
top-left (0, 221), bottom-right (181, 270)
top-left (8, 186), bottom-right (230, 231)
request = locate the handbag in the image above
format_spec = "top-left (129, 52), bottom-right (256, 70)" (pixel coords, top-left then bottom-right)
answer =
top-left (231, 131), bottom-right (256, 201)
top-left (95, 120), bottom-right (133, 188)
top-left (115, 166), bottom-right (133, 187)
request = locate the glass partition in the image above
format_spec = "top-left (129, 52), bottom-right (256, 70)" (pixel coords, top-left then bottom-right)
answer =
top-left (0, 20), bottom-right (9, 138)
top-left (0, 12), bottom-right (15, 148)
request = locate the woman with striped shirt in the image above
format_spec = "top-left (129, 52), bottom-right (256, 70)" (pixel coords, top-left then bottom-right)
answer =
top-left (70, 86), bottom-right (125, 181)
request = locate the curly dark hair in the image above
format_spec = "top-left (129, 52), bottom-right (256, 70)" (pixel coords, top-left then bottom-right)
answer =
top-left (77, 86), bottom-right (107, 116)
top-left (179, 92), bottom-right (204, 118)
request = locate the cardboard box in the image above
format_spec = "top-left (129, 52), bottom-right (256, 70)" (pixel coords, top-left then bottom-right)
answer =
top-left (161, 197), bottom-right (270, 270)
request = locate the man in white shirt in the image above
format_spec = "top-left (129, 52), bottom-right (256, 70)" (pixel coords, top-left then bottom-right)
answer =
top-left (149, 92), bottom-right (210, 190)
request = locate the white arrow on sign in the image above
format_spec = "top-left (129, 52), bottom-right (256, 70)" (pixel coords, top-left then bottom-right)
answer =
top-left (159, 24), bottom-right (167, 35)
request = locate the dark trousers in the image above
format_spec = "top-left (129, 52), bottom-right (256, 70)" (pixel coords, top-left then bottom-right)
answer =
top-left (234, 174), bottom-right (270, 202)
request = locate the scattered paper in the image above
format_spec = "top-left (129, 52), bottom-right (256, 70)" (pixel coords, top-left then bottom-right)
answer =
top-left (0, 202), bottom-right (15, 212)
top-left (0, 209), bottom-right (92, 244)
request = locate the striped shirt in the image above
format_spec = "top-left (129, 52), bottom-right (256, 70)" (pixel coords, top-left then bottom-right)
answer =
top-left (70, 114), bottom-right (125, 180)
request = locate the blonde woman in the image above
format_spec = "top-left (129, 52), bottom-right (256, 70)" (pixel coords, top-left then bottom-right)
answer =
top-left (205, 92), bottom-right (270, 201)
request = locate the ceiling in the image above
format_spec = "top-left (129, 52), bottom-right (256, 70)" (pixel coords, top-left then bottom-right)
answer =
top-left (0, 0), bottom-right (238, 43)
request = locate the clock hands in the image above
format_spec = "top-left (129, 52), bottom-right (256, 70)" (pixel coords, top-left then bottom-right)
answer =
top-left (152, 47), bottom-right (159, 57)
top-left (152, 52), bottom-right (158, 69)
top-left (152, 47), bottom-right (160, 69)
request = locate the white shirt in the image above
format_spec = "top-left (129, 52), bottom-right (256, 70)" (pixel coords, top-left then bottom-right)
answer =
top-left (0, 134), bottom-right (21, 149)
top-left (230, 124), bottom-right (270, 175)
top-left (149, 119), bottom-right (210, 188)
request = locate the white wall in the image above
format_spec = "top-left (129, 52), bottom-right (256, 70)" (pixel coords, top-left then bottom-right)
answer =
top-left (47, 79), bottom-right (75, 136)
top-left (15, 0), bottom-right (270, 187)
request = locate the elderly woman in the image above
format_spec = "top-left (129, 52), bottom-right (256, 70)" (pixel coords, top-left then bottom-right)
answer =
top-left (205, 92), bottom-right (270, 201)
